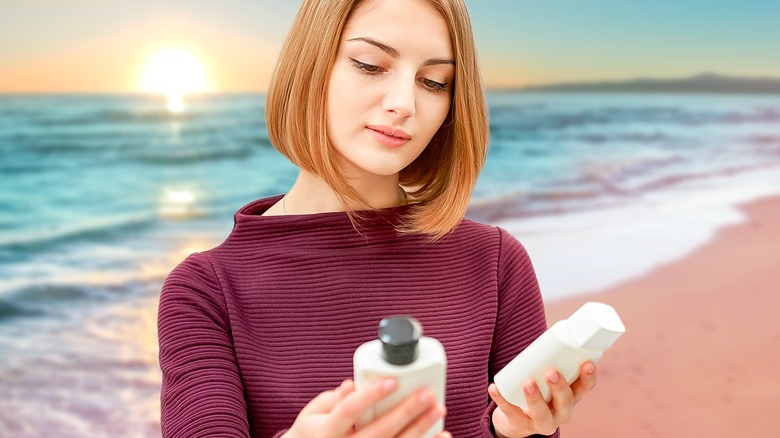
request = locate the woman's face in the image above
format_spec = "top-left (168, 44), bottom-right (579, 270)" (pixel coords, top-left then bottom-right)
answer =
top-left (327, 0), bottom-right (454, 181)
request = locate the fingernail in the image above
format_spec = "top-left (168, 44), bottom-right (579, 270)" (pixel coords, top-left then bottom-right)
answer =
top-left (418, 390), bottom-right (432, 405)
top-left (382, 378), bottom-right (397, 393)
top-left (524, 381), bottom-right (536, 395)
top-left (428, 405), bottom-right (443, 420)
top-left (547, 371), bottom-right (559, 384)
top-left (585, 363), bottom-right (595, 374)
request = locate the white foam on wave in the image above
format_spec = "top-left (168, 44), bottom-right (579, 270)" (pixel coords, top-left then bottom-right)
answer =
top-left (496, 165), bottom-right (780, 301)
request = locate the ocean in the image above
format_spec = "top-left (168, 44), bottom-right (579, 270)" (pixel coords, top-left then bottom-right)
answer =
top-left (2, 92), bottom-right (779, 436)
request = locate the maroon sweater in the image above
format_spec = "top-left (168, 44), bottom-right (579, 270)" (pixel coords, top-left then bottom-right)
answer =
top-left (158, 196), bottom-right (558, 437)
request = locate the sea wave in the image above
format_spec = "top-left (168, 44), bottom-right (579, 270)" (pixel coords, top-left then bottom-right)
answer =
top-left (0, 162), bottom-right (48, 174)
top-left (15, 108), bottom-right (199, 127)
top-left (11, 105), bottom-right (262, 128)
top-left (130, 143), bottom-right (254, 164)
top-left (748, 135), bottom-right (780, 155)
top-left (0, 213), bottom-right (155, 252)
top-left (0, 284), bottom-right (93, 322)
top-left (488, 105), bottom-right (780, 139)
top-left (469, 160), bottom-right (780, 223)
top-left (3, 139), bottom-right (138, 157)
top-left (0, 299), bottom-right (46, 321)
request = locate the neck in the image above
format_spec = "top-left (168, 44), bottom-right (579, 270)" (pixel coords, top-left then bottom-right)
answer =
top-left (283, 170), bottom-right (406, 215)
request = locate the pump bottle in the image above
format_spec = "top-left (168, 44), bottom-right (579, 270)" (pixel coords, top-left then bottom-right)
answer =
top-left (494, 302), bottom-right (625, 410)
top-left (353, 316), bottom-right (446, 438)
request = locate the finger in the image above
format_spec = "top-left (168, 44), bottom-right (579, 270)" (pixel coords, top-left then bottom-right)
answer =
top-left (545, 369), bottom-right (574, 423)
top-left (334, 379), bottom-right (355, 403)
top-left (397, 404), bottom-right (445, 438)
top-left (435, 433), bottom-right (452, 438)
top-left (327, 377), bottom-right (397, 433)
top-left (522, 378), bottom-right (556, 433)
top-left (571, 362), bottom-right (598, 403)
top-left (488, 383), bottom-right (529, 421)
top-left (299, 380), bottom-right (354, 416)
top-left (361, 388), bottom-right (438, 438)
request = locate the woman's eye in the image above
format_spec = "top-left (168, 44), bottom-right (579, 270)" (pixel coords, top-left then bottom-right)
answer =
top-left (422, 78), bottom-right (448, 93)
top-left (350, 59), bottom-right (383, 75)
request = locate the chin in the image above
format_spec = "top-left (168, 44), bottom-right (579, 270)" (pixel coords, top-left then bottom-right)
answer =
top-left (362, 166), bottom-right (406, 177)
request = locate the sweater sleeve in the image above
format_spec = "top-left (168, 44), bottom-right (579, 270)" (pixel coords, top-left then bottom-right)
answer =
top-left (480, 228), bottom-right (560, 438)
top-left (157, 252), bottom-right (251, 438)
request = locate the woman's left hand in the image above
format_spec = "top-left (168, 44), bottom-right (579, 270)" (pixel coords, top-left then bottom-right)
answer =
top-left (487, 361), bottom-right (598, 438)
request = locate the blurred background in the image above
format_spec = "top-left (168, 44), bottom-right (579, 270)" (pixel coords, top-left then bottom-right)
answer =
top-left (1, 0), bottom-right (779, 436)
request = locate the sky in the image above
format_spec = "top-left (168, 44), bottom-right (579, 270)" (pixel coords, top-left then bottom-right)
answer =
top-left (0, 0), bottom-right (778, 93)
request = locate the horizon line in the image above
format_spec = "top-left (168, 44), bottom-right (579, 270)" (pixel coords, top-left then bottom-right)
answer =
top-left (3, 72), bottom-right (780, 95)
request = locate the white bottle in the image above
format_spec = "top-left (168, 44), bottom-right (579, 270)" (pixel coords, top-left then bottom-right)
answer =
top-left (494, 302), bottom-right (625, 410)
top-left (354, 316), bottom-right (446, 438)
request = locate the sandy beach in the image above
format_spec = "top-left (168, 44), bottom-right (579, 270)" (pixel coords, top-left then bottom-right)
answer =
top-left (544, 195), bottom-right (780, 437)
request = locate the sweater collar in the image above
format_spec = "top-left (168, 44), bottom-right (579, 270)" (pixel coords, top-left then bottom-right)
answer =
top-left (229, 195), bottom-right (417, 248)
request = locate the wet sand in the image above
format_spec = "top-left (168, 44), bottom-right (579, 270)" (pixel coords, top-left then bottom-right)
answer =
top-left (544, 195), bottom-right (780, 437)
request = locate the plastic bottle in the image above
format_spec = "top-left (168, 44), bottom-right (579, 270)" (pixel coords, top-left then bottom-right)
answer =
top-left (494, 301), bottom-right (625, 410)
top-left (353, 316), bottom-right (446, 438)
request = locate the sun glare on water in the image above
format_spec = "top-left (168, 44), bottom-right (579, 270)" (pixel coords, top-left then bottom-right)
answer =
top-left (140, 48), bottom-right (209, 113)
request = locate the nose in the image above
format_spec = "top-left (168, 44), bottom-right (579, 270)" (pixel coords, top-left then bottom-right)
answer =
top-left (382, 73), bottom-right (416, 119)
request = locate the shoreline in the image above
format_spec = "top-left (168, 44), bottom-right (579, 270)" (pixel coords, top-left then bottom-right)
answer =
top-left (543, 194), bottom-right (780, 437)
top-left (494, 163), bottom-right (780, 301)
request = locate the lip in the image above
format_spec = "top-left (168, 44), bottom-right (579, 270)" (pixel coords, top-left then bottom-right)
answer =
top-left (366, 125), bottom-right (412, 147)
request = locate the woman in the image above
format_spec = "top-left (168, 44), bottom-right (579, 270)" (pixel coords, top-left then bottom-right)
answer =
top-left (158, 0), bottom-right (597, 437)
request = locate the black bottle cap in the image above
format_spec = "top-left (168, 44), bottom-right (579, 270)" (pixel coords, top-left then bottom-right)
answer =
top-left (379, 316), bottom-right (422, 366)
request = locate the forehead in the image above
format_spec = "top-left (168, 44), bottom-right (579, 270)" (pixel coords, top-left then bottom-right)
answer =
top-left (343, 0), bottom-right (453, 56)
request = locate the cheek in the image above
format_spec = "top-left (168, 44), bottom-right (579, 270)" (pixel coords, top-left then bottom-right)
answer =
top-left (330, 65), bottom-right (360, 101)
top-left (423, 99), bottom-right (451, 136)
top-left (326, 77), bottom-right (349, 137)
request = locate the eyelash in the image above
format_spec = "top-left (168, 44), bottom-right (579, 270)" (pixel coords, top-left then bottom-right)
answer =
top-left (349, 58), bottom-right (449, 93)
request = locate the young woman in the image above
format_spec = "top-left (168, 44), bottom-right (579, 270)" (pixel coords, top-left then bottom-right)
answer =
top-left (158, 0), bottom-right (597, 437)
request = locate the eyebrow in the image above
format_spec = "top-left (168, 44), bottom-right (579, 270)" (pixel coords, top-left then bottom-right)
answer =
top-left (346, 37), bottom-right (455, 67)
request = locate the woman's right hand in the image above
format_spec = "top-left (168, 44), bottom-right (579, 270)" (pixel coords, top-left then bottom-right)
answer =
top-left (282, 378), bottom-right (450, 438)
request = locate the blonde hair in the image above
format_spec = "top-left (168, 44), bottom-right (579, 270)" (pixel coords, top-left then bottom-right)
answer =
top-left (266, 0), bottom-right (488, 240)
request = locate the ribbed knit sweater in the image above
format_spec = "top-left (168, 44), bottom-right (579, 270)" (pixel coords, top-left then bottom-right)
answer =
top-left (158, 195), bottom-right (558, 438)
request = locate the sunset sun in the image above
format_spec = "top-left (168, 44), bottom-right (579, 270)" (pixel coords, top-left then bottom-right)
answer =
top-left (140, 48), bottom-right (208, 112)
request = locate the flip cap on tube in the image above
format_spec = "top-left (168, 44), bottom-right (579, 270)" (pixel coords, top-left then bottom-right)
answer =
top-left (379, 316), bottom-right (422, 365)
top-left (567, 302), bottom-right (626, 351)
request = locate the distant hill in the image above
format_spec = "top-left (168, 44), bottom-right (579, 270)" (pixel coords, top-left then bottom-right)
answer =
top-left (512, 74), bottom-right (780, 94)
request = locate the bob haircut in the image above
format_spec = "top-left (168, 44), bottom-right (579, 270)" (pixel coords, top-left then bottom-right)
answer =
top-left (266, 0), bottom-right (488, 240)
